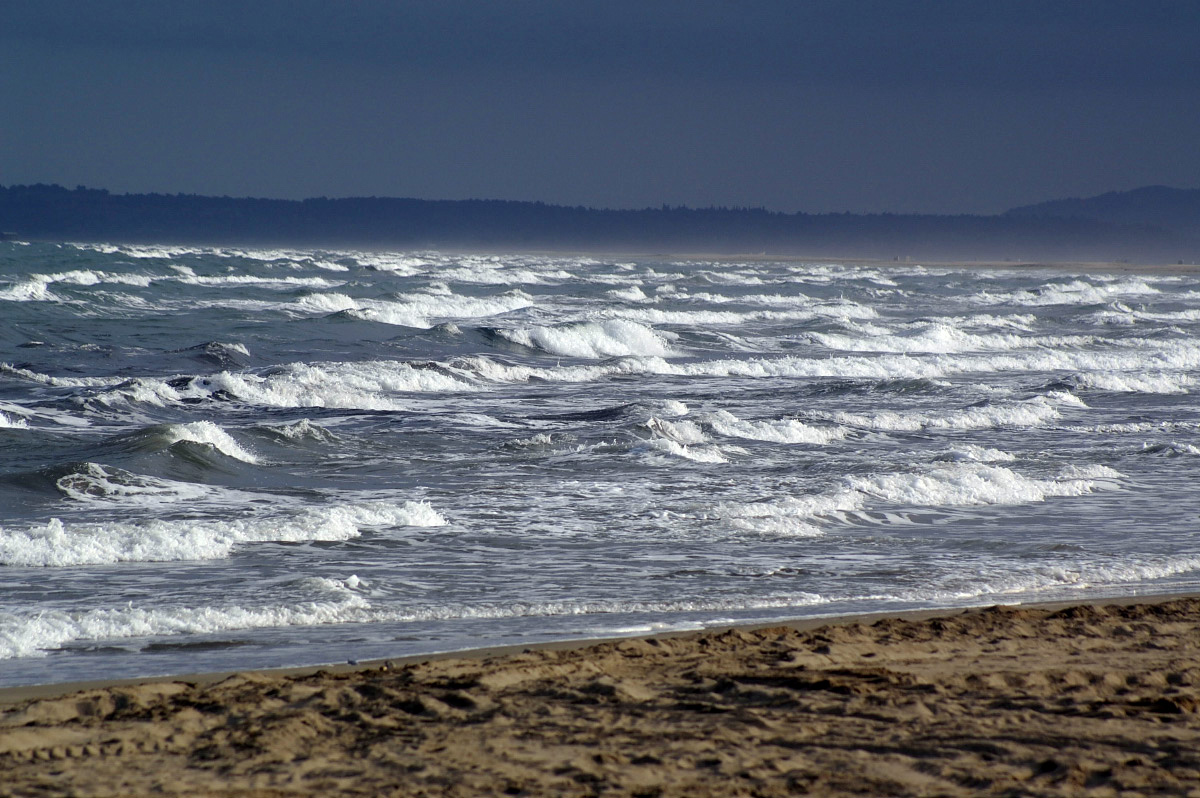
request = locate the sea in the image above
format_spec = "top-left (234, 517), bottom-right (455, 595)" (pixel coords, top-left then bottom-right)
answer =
top-left (2, 240), bottom-right (1200, 688)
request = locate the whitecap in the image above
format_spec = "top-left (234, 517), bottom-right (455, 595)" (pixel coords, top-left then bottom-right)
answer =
top-left (721, 489), bottom-right (865, 537)
top-left (811, 393), bottom-right (1081, 432)
top-left (496, 319), bottom-right (678, 359)
top-left (847, 462), bottom-right (1121, 507)
top-left (1074, 371), bottom-right (1192, 394)
top-left (160, 421), bottom-right (259, 463)
top-left (707, 409), bottom-right (846, 445)
top-left (294, 289), bottom-right (534, 328)
top-left (55, 463), bottom-right (214, 503)
top-left (0, 500), bottom-right (448, 568)
top-left (973, 277), bottom-right (1161, 307)
top-left (0, 409), bottom-right (29, 430)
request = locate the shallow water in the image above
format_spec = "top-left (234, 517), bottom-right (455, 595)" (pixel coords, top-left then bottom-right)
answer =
top-left (2, 241), bottom-right (1199, 687)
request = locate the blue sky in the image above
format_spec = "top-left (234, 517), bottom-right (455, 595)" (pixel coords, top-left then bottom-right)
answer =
top-left (4, 0), bottom-right (1197, 213)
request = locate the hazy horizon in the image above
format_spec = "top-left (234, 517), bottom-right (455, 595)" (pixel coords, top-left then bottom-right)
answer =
top-left (4, 1), bottom-right (1197, 216)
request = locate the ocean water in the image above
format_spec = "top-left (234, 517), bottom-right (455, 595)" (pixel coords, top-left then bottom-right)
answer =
top-left (2, 241), bottom-right (1200, 688)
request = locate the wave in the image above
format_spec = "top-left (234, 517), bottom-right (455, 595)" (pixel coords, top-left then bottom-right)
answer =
top-left (1072, 371), bottom-right (1192, 395)
top-left (0, 269), bottom-right (155, 302)
top-left (705, 409), bottom-right (847, 445)
top-left (638, 417), bottom-right (730, 464)
top-left (7, 548), bottom-right (1197, 660)
top-left (608, 300), bottom-right (879, 328)
top-left (934, 444), bottom-right (1017, 463)
top-left (173, 273), bottom-right (339, 289)
top-left (294, 289), bottom-right (534, 328)
top-left (606, 285), bottom-right (650, 302)
top-left (847, 462), bottom-right (1122, 507)
top-left (890, 553), bottom-right (1200, 605)
top-left (257, 419), bottom-right (338, 444)
top-left (0, 587), bottom-right (836, 661)
top-left (493, 319), bottom-right (679, 359)
top-left (0, 409), bottom-right (29, 429)
top-left (0, 363), bottom-right (126, 388)
top-left (91, 360), bottom-right (479, 411)
top-left (0, 499), bottom-right (448, 568)
top-left (809, 392), bottom-right (1085, 432)
top-left (722, 489), bottom-right (866, 537)
top-left (53, 463), bottom-right (216, 503)
top-left (806, 325), bottom-right (1093, 355)
top-left (972, 277), bottom-right (1162, 307)
top-left (150, 421), bottom-right (260, 463)
top-left (0, 577), bottom-right (373, 660)
top-left (1137, 441), bottom-right (1200, 457)
top-left (177, 341), bottom-right (252, 369)
top-left (722, 461), bottom-right (1123, 537)
top-left (450, 338), bottom-right (1200, 393)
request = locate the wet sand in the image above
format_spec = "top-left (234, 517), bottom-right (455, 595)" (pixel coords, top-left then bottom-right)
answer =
top-left (3, 596), bottom-right (1200, 796)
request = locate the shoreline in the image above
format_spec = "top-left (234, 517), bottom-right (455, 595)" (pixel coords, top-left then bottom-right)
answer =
top-left (4, 588), bottom-right (1197, 702)
top-left (4, 590), bottom-right (1200, 796)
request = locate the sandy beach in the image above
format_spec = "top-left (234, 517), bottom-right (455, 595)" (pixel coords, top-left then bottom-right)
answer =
top-left (1, 596), bottom-right (1198, 796)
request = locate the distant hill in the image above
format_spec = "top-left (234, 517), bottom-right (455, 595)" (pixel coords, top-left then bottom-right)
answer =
top-left (1007, 185), bottom-right (1200, 239)
top-left (1, 183), bottom-right (1197, 261)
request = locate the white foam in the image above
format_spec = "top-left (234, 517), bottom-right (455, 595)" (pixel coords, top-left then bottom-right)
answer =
top-left (294, 290), bottom-right (534, 328)
top-left (0, 589), bottom-right (833, 661)
top-left (55, 463), bottom-right (214, 503)
top-left (935, 444), bottom-right (1017, 463)
top-left (847, 462), bottom-right (1121, 507)
top-left (443, 336), bottom-right (1200, 395)
top-left (812, 393), bottom-right (1081, 432)
top-left (1074, 371), bottom-right (1192, 394)
top-left (497, 320), bottom-right (678, 359)
top-left (973, 277), bottom-right (1161, 307)
top-left (1139, 441), bottom-right (1200, 456)
top-left (0, 500), bottom-right (447, 568)
top-left (607, 285), bottom-right (650, 302)
top-left (103, 361), bottom-right (479, 411)
top-left (707, 409), bottom-right (846, 445)
top-left (722, 489), bottom-right (866, 537)
top-left (0, 268), bottom-right (159, 302)
top-left (641, 417), bottom-right (728, 463)
top-left (0, 278), bottom-right (61, 302)
top-left (722, 460), bottom-right (1120, 537)
top-left (210, 361), bottom-right (478, 408)
top-left (161, 421), bottom-right (259, 463)
top-left (658, 399), bottom-right (690, 417)
top-left (647, 417), bottom-right (708, 445)
top-left (642, 438), bottom-right (729, 464)
top-left (0, 589), bottom-right (372, 660)
top-left (807, 325), bottom-right (1091, 355)
top-left (433, 260), bottom-right (575, 285)
top-left (892, 554), bottom-right (1200, 605)
top-left (0, 409), bottom-right (29, 429)
top-left (657, 289), bottom-right (879, 315)
top-left (267, 419), bottom-right (337, 442)
top-left (507, 432), bottom-right (561, 448)
top-left (1, 363), bottom-right (125, 389)
top-left (610, 300), bottom-right (878, 327)
top-left (174, 274), bottom-right (338, 289)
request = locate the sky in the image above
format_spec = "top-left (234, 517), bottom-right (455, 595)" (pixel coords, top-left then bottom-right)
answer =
top-left (3, 1), bottom-right (1198, 215)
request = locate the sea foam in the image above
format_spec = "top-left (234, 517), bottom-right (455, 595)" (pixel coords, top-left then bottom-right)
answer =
top-left (0, 500), bottom-right (447, 567)
top-left (496, 319), bottom-right (678, 358)
top-left (706, 409), bottom-right (846, 445)
top-left (160, 421), bottom-right (260, 463)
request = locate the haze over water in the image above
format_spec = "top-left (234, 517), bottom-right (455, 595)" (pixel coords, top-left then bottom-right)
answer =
top-left (2, 240), bottom-right (1199, 687)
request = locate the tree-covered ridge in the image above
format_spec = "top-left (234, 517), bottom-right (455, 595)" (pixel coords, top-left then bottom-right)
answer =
top-left (1, 183), bottom-right (1195, 261)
